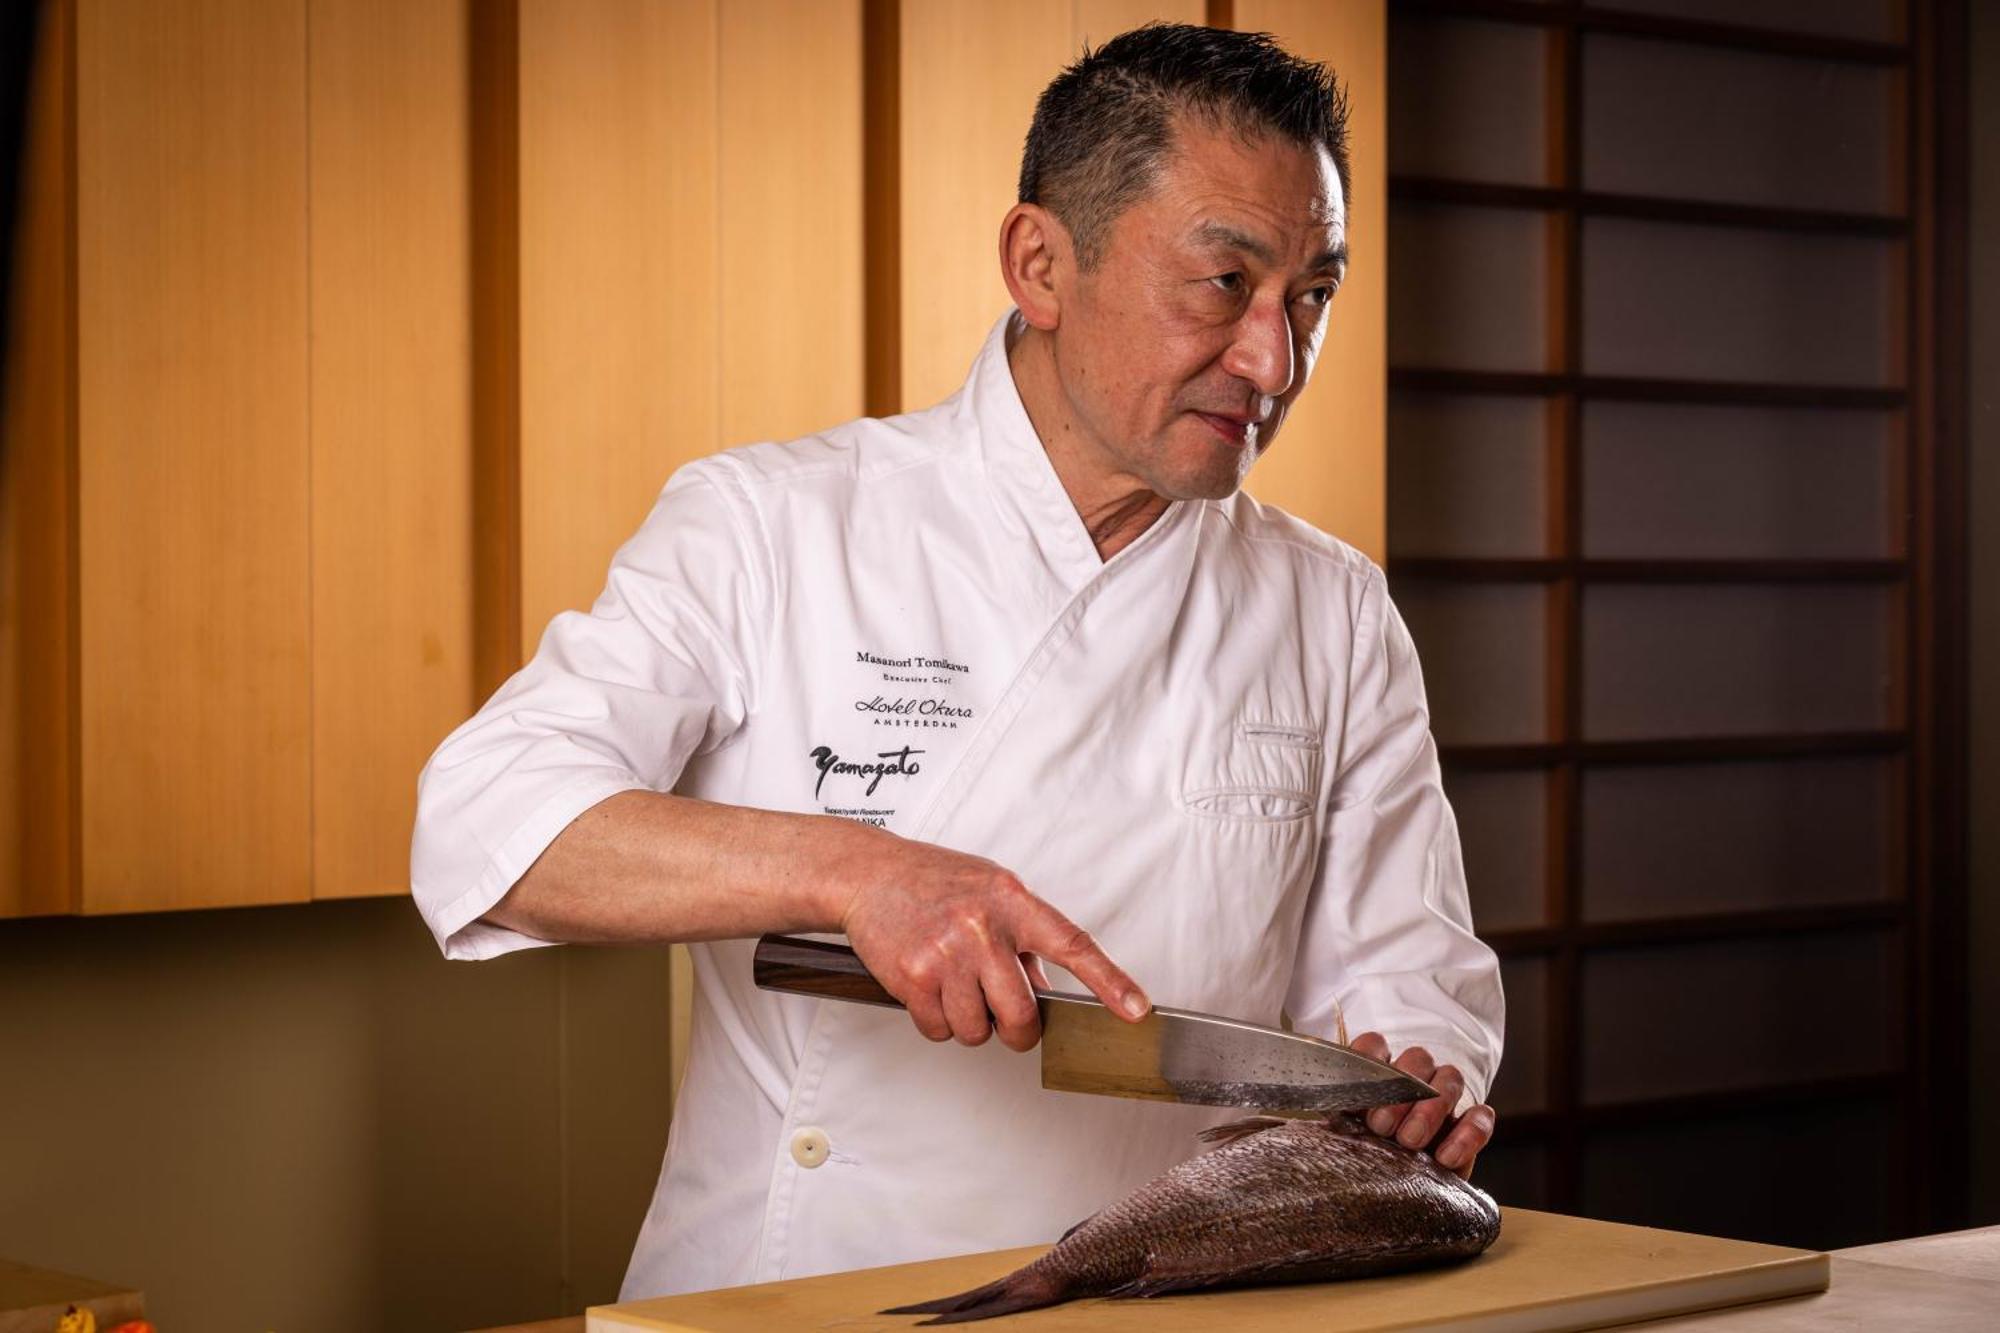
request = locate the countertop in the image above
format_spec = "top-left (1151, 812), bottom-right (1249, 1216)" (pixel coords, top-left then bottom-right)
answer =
top-left (468, 1222), bottom-right (1998, 1332)
top-left (1643, 1225), bottom-right (1999, 1330)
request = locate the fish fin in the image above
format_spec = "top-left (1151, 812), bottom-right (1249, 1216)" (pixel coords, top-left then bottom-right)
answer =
top-left (1105, 1271), bottom-right (1225, 1300)
top-left (1196, 1115), bottom-right (1288, 1146)
top-left (1108, 1248), bottom-right (1334, 1302)
top-left (1057, 1211), bottom-right (1098, 1243)
top-left (880, 1269), bottom-right (1066, 1325)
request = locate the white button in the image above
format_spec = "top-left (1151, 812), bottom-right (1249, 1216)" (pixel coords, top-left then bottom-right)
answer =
top-left (790, 1126), bottom-right (830, 1169)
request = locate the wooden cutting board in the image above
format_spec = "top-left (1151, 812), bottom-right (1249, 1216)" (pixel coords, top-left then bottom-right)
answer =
top-left (585, 1208), bottom-right (1829, 1332)
top-left (0, 1258), bottom-right (145, 1333)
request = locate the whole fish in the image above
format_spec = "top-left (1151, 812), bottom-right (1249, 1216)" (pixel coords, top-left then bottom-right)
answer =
top-left (884, 1112), bottom-right (1500, 1324)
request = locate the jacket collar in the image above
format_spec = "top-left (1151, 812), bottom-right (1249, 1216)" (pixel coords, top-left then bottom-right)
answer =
top-left (954, 308), bottom-right (1189, 594)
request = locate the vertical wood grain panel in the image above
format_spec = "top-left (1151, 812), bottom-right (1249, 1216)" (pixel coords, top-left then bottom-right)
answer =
top-left (0, 0), bottom-right (75, 917)
top-left (513, 0), bottom-right (727, 1210)
top-left (516, 0), bottom-right (719, 641)
top-left (469, 0), bottom-right (522, 702)
top-left (719, 0), bottom-right (866, 444)
top-left (862, 0), bottom-right (901, 417)
top-left (898, 0), bottom-right (1072, 409)
top-left (75, 0), bottom-right (311, 911)
top-left (309, 0), bottom-right (474, 899)
top-left (898, 1), bottom-right (1203, 409)
top-left (1075, 0), bottom-right (1204, 49)
top-left (1231, 0), bottom-right (1388, 560)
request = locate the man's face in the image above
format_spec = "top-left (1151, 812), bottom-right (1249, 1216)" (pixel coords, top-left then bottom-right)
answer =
top-left (1052, 117), bottom-right (1346, 501)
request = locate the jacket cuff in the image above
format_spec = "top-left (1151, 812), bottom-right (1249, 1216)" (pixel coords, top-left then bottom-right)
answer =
top-left (427, 771), bottom-right (653, 960)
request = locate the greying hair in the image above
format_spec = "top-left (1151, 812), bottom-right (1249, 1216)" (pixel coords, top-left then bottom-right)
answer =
top-left (1018, 23), bottom-right (1351, 272)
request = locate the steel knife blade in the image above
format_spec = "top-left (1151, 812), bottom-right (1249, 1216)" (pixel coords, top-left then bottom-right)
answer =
top-left (751, 933), bottom-right (1437, 1115)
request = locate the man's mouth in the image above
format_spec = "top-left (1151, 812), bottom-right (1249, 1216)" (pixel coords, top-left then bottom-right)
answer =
top-left (1192, 411), bottom-right (1258, 446)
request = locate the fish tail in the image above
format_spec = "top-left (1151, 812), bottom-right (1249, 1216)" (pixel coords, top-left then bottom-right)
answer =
top-left (881, 1268), bottom-right (1067, 1325)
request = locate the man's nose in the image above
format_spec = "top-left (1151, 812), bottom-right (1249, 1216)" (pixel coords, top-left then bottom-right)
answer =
top-left (1222, 297), bottom-right (1296, 401)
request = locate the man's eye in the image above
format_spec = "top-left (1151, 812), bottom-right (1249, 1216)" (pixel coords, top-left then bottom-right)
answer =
top-left (1298, 284), bottom-right (1337, 308)
top-left (1209, 272), bottom-right (1244, 293)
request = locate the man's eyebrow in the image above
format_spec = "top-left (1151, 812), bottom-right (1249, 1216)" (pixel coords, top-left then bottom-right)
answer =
top-left (1192, 220), bottom-right (1347, 275)
top-left (1192, 220), bottom-right (1275, 266)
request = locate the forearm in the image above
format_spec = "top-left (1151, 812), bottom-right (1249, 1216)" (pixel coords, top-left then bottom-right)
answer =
top-left (479, 787), bottom-right (1149, 1053)
top-left (485, 789), bottom-right (874, 945)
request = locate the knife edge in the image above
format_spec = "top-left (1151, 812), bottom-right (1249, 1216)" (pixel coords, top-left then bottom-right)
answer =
top-left (751, 935), bottom-right (1439, 1114)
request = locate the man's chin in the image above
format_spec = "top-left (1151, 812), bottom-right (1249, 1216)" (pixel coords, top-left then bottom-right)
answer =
top-left (1147, 438), bottom-right (1264, 502)
top-left (1202, 448), bottom-right (1264, 500)
top-left (1160, 468), bottom-right (1251, 504)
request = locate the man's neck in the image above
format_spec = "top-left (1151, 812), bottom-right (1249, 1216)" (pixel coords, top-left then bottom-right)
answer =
top-left (1007, 322), bottom-right (1172, 562)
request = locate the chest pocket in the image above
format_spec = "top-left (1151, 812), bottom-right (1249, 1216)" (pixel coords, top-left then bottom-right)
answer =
top-left (1182, 718), bottom-right (1324, 823)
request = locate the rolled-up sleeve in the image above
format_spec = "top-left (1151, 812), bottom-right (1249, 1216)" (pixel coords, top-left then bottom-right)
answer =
top-left (1285, 564), bottom-right (1505, 1108)
top-left (410, 460), bottom-right (769, 960)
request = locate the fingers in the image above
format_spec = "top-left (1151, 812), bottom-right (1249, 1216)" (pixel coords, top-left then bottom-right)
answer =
top-left (1021, 952), bottom-right (1053, 993)
top-left (885, 938), bottom-right (959, 1043)
top-left (846, 849), bottom-right (1139, 1045)
top-left (1351, 1031), bottom-right (1391, 1062)
top-left (1434, 1104), bottom-right (1496, 1178)
top-left (907, 955), bottom-right (1043, 1051)
top-left (1394, 1064), bottom-right (1463, 1152)
top-left (1352, 1042), bottom-right (1493, 1172)
top-left (940, 969), bottom-right (992, 1046)
top-left (902, 986), bottom-right (952, 1043)
top-left (1365, 1043), bottom-right (1435, 1139)
top-left (1395, 1045), bottom-right (1439, 1084)
top-left (1350, 1033), bottom-right (1401, 1135)
top-left (1023, 904), bottom-right (1149, 1021)
top-left (984, 955), bottom-right (1044, 1053)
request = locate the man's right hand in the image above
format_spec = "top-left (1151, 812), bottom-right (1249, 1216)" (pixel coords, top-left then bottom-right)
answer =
top-left (483, 792), bottom-right (1147, 1053)
top-left (831, 829), bottom-right (1150, 1053)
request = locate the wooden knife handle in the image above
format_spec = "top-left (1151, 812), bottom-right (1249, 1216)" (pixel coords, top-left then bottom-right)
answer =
top-left (753, 934), bottom-right (903, 1009)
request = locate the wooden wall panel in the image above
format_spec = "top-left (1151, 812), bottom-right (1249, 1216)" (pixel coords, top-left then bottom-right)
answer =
top-left (1232, 0), bottom-right (1389, 561)
top-left (309, 0), bottom-right (474, 899)
top-left (898, 0), bottom-right (1072, 409)
top-left (10, 0), bottom-right (1379, 922)
top-left (0, 0), bottom-right (74, 918)
top-left (1075, 0), bottom-right (1205, 49)
top-left (516, 0), bottom-right (720, 641)
top-left (719, 0), bottom-right (866, 444)
top-left (897, 1), bottom-right (1202, 409)
top-left (469, 0), bottom-right (522, 705)
top-left (74, 0), bottom-right (312, 912)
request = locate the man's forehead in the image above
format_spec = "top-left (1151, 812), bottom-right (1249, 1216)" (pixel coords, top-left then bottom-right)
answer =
top-left (1146, 122), bottom-right (1345, 261)
top-left (1187, 216), bottom-right (1346, 271)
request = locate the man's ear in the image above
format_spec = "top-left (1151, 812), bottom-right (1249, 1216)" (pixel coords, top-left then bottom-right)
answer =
top-left (998, 203), bottom-right (1067, 331)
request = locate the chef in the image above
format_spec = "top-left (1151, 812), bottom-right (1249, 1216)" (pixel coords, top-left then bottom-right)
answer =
top-left (412, 22), bottom-right (1502, 1300)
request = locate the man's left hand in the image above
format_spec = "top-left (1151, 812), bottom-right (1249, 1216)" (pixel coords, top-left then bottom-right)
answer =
top-left (1349, 1031), bottom-right (1495, 1179)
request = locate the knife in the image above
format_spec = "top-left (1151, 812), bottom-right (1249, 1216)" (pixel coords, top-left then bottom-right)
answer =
top-left (752, 933), bottom-right (1438, 1115)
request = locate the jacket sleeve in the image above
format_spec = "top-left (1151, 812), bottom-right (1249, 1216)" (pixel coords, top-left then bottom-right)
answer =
top-left (1284, 563), bottom-right (1505, 1109)
top-left (409, 460), bottom-right (770, 960)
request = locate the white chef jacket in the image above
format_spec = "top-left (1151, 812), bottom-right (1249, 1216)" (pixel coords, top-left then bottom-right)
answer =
top-left (411, 308), bottom-right (1503, 1300)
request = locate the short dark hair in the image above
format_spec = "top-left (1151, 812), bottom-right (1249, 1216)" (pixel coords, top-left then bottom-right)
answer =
top-left (1018, 22), bottom-right (1350, 272)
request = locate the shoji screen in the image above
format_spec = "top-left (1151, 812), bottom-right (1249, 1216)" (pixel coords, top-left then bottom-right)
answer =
top-left (1385, 0), bottom-right (1960, 1247)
